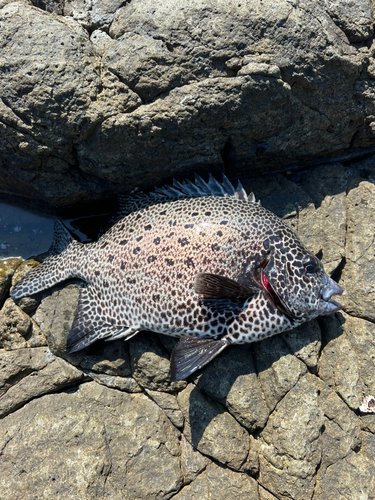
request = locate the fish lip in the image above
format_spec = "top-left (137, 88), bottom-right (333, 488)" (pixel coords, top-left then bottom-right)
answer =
top-left (321, 277), bottom-right (343, 301)
top-left (318, 298), bottom-right (343, 315)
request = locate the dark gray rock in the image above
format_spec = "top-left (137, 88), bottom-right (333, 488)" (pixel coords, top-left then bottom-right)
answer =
top-left (1, 1), bottom-right (375, 207)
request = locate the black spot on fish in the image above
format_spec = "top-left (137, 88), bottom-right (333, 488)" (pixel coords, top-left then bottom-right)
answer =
top-left (147, 255), bottom-right (157, 263)
top-left (121, 261), bottom-right (125, 270)
top-left (144, 224), bottom-right (152, 231)
top-left (95, 271), bottom-right (100, 276)
top-left (220, 220), bottom-right (228, 225)
top-left (192, 212), bottom-right (199, 216)
top-left (101, 242), bottom-right (109, 249)
top-left (133, 247), bottom-right (141, 255)
top-left (178, 237), bottom-right (189, 247)
top-left (127, 277), bottom-right (136, 285)
top-left (136, 236), bottom-right (143, 242)
top-left (160, 210), bottom-right (167, 216)
top-left (108, 255), bottom-right (114, 263)
top-left (94, 258), bottom-right (98, 263)
top-left (211, 243), bottom-right (220, 252)
top-left (184, 224), bottom-right (194, 229)
top-left (166, 232), bottom-right (175, 238)
top-left (185, 257), bottom-right (195, 269)
top-left (153, 237), bottom-right (161, 245)
top-left (103, 281), bottom-right (109, 287)
top-left (165, 258), bottom-right (174, 266)
top-left (217, 231), bottom-right (223, 237)
top-left (205, 211), bottom-right (211, 216)
top-left (120, 239), bottom-right (128, 245)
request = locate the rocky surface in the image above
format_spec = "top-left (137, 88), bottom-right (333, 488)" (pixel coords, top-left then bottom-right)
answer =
top-left (1, 159), bottom-right (375, 499)
top-left (1, 0), bottom-right (375, 208)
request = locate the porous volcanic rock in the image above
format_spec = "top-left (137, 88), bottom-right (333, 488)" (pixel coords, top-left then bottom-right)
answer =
top-left (1, 101), bottom-right (375, 499)
top-left (0, 0), bottom-right (375, 208)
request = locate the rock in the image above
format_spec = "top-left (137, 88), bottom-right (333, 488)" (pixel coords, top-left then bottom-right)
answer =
top-left (0, 298), bottom-right (47, 350)
top-left (0, 257), bottom-right (22, 306)
top-left (318, 313), bottom-right (362, 410)
top-left (0, 346), bottom-right (52, 397)
top-left (259, 375), bottom-right (324, 500)
top-left (0, 381), bottom-right (183, 500)
top-left (282, 320), bottom-right (321, 372)
top-left (0, 1), bottom-right (374, 207)
top-left (177, 383), bottom-right (249, 470)
top-left (253, 335), bottom-right (308, 412)
top-left (11, 259), bottom-right (40, 287)
top-left (313, 445), bottom-right (375, 500)
top-left (180, 435), bottom-right (210, 484)
top-left (130, 332), bottom-right (186, 393)
top-left (33, 283), bottom-right (80, 357)
top-left (194, 345), bottom-right (269, 432)
top-left (88, 372), bottom-right (142, 393)
top-left (146, 389), bottom-right (184, 428)
top-left (173, 462), bottom-right (259, 500)
top-left (0, 356), bottom-right (85, 417)
top-left (317, 383), bottom-right (361, 475)
top-left (341, 181), bottom-right (375, 322)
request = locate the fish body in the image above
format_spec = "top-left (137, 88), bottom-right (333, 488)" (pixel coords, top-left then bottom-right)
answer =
top-left (11, 176), bottom-right (343, 380)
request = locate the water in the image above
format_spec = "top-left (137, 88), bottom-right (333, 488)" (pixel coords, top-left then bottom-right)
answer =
top-left (0, 202), bottom-right (111, 260)
top-left (0, 202), bottom-right (54, 259)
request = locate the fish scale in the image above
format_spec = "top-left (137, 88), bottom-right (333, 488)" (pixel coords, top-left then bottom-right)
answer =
top-left (11, 175), bottom-right (343, 380)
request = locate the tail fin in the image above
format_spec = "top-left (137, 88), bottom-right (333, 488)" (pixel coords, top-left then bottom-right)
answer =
top-left (11, 219), bottom-right (81, 300)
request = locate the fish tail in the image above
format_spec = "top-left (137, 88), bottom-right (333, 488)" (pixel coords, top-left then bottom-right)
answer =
top-left (11, 219), bottom-right (83, 300)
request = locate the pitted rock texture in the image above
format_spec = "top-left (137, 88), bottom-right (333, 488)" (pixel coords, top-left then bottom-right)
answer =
top-left (1, 0), bottom-right (375, 208)
top-left (1, 162), bottom-right (375, 499)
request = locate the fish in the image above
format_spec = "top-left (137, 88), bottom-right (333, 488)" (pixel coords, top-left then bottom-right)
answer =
top-left (10, 175), bottom-right (343, 380)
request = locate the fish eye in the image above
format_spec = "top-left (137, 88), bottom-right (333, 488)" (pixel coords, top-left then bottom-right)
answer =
top-left (303, 260), bottom-right (316, 275)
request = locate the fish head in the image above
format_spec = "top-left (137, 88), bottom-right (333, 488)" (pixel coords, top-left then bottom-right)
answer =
top-left (261, 234), bottom-right (343, 322)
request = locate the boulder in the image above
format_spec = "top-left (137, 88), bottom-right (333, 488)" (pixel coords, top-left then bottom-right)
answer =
top-left (0, 0), bottom-right (375, 207)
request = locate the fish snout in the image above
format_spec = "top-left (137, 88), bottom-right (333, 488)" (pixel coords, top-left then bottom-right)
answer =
top-left (321, 277), bottom-right (343, 301)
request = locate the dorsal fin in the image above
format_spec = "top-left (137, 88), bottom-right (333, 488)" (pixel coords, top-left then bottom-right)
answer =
top-left (110, 174), bottom-right (258, 223)
top-left (151, 173), bottom-right (252, 202)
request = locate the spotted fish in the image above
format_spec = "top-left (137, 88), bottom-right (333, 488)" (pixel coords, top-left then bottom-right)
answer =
top-left (11, 175), bottom-right (343, 380)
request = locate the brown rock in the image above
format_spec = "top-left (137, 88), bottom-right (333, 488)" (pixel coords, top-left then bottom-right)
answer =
top-left (0, 381), bottom-right (182, 499)
top-left (180, 435), bottom-right (210, 484)
top-left (173, 462), bottom-right (259, 500)
top-left (177, 383), bottom-right (249, 470)
top-left (0, 257), bottom-right (22, 306)
top-left (253, 335), bottom-right (307, 412)
top-left (341, 181), bottom-right (375, 322)
top-left (0, 298), bottom-right (47, 350)
top-left (194, 345), bottom-right (269, 432)
top-left (146, 389), bottom-right (184, 428)
top-left (259, 375), bottom-right (324, 500)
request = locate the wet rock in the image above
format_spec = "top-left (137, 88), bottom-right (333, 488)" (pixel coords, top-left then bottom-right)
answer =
top-left (177, 383), bottom-right (249, 470)
top-left (11, 259), bottom-right (40, 287)
top-left (253, 336), bottom-right (308, 412)
top-left (341, 181), bottom-right (375, 322)
top-left (146, 389), bottom-right (184, 428)
top-left (0, 298), bottom-right (47, 350)
top-left (259, 375), bottom-right (324, 500)
top-left (0, 381), bottom-right (183, 500)
top-left (194, 345), bottom-right (269, 432)
top-left (0, 356), bottom-right (85, 417)
top-left (0, 257), bottom-right (22, 306)
top-left (130, 332), bottom-right (186, 393)
top-left (173, 462), bottom-right (259, 500)
top-left (180, 435), bottom-right (210, 484)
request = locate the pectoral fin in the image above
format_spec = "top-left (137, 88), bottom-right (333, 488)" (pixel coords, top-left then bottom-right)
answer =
top-left (194, 273), bottom-right (257, 300)
top-left (170, 336), bottom-right (230, 381)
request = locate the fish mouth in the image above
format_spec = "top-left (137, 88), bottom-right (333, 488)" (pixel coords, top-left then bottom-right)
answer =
top-left (260, 263), bottom-right (293, 318)
top-left (319, 277), bottom-right (343, 315)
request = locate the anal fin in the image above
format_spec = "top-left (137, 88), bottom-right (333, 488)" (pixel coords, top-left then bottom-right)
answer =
top-left (66, 287), bottom-right (140, 353)
top-left (170, 336), bottom-right (230, 381)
